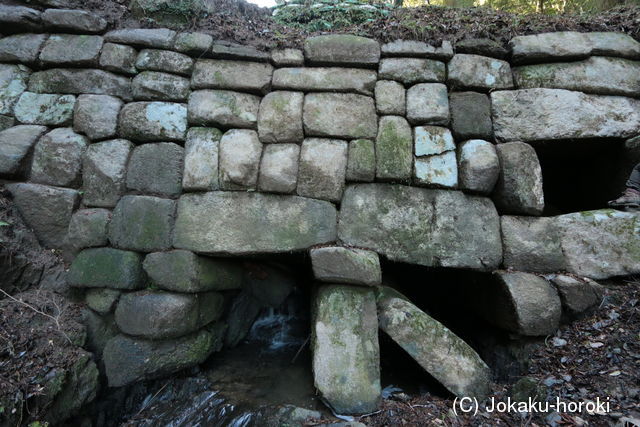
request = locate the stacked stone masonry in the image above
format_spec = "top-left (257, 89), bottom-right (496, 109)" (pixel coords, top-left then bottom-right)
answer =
top-left (1, 4), bottom-right (640, 415)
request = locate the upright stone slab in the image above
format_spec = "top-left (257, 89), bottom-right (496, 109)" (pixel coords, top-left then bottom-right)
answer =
top-left (258, 91), bottom-right (304, 143)
top-left (0, 125), bottom-right (47, 177)
top-left (99, 43), bottom-right (138, 75)
top-left (377, 287), bottom-right (491, 399)
top-left (74, 95), bottom-right (122, 141)
top-left (406, 83), bottom-right (449, 125)
top-left (338, 184), bottom-right (502, 271)
top-left (109, 195), bottom-right (175, 252)
top-left (312, 285), bottom-right (381, 415)
top-left (39, 34), bottom-right (104, 67)
top-left (182, 128), bottom-right (222, 191)
top-left (375, 116), bottom-right (412, 181)
top-left (28, 69), bottom-right (132, 100)
top-left (310, 247), bottom-right (381, 286)
top-left (501, 216), bottom-right (565, 273)
top-left (378, 58), bottom-right (445, 85)
top-left (493, 142), bottom-right (544, 215)
top-left (188, 90), bottom-right (260, 129)
top-left (82, 139), bottom-right (133, 208)
top-left (191, 59), bottom-right (273, 93)
top-left (119, 102), bottom-right (187, 142)
top-left (219, 129), bottom-right (262, 191)
top-left (457, 139), bottom-right (499, 194)
top-left (272, 67), bottom-right (377, 96)
top-left (174, 192), bottom-right (337, 254)
top-left (258, 143), bottom-right (300, 194)
top-left (30, 128), bottom-right (88, 187)
top-left (303, 93), bottom-right (377, 140)
top-left (347, 139), bottom-right (375, 182)
top-left (14, 92), bottom-right (75, 126)
top-left (0, 64), bottom-right (29, 116)
top-left (449, 92), bottom-right (492, 141)
top-left (297, 138), bottom-right (348, 202)
top-left (126, 142), bottom-right (184, 197)
top-left (136, 49), bottom-right (194, 76)
top-left (67, 247), bottom-right (144, 289)
top-left (304, 35), bottom-right (380, 67)
top-left (447, 54), bottom-right (513, 91)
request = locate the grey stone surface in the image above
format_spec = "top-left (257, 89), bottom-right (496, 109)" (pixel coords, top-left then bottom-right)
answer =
top-left (119, 102), bottom-right (187, 142)
top-left (455, 38), bottom-right (508, 59)
top-left (39, 34), bottom-right (103, 66)
top-left (85, 289), bottom-right (120, 315)
top-left (258, 143), bottom-right (300, 194)
top-left (447, 54), bottom-right (513, 91)
top-left (136, 49), bottom-right (194, 75)
top-left (104, 28), bottom-right (177, 49)
top-left (303, 93), bottom-right (377, 139)
top-left (6, 183), bottom-right (78, 248)
top-left (28, 68), bottom-right (132, 100)
top-left (99, 43), bottom-right (138, 75)
top-left (457, 139), bottom-right (499, 194)
top-left (550, 275), bottom-right (602, 319)
top-left (0, 5), bottom-right (42, 33)
top-left (82, 139), bottom-right (133, 207)
top-left (174, 32), bottom-right (213, 55)
top-left (297, 138), bottom-right (348, 202)
top-left (182, 127), bottom-right (222, 191)
top-left (381, 39), bottom-right (453, 60)
top-left (449, 92), bottom-right (492, 141)
top-left (509, 32), bottom-right (591, 64)
top-left (174, 191), bottom-right (337, 254)
top-left (73, 94), bottom-right (122, 140)
top-left (375, 80), bottom-right (405, 115)
top-left (375, 115), bottom-right (412, 182)
top-left (311, 247), bottom-right (381, 286)
top-left (271, 48), bottom-right (304, 66)
top-left (272, 67), bottom-right (377, 95)
top-left (304, 35), bottom-right (380, 66)
top-left (82, 309), bottom-right (118, 358)
top-left (586, 32), bottom-right (640, 59)
top-left (414, 126), bottom-right (454, 156)
top-left (312, 285), bottom-right (381, 415)
top-left (132, 71), bottom-right (190, 101)
top-left (493, 142), bottom-right (544, 215)
top-left (67, 247), bottom-right (144, 289)
top-left (188, 90), bottom-right (260, 129)
top-left (406, 83), bottom-right (449, 125)
top-left (143, 250), bottom-right (243, 292)
top-left (501, 216), bottom-right (565, 273)
top-left (377, 287), bottom-right (491, 398)
top-left (211, 41), bottom-right (270, 62)
top-left (513, 56), bottom-right (640, 97)
top-left (126, 142), bottom-right (184, 197)
top-left (192, 59), bottom-right (273, 93)
top-left (258, 91), bottom-right (304, 143)
top-left (14, 92), bottom-right (75, 126)
top-left (109, 195), bottom-right (175, 252)
top-left (0, 125), bottom-right (47, 177)
top-left (338, 184), bottom-right (502, 271)
top-left (219, 129), bottom-right (262, 191)
top-left (0, 33), bottom-right (47, 63)
top-left (0, 63), bottom-right (29, 115)
top-left (225, 291), bottom-right (261, 347)
top-left (42, 9), bottom-right (107, 34)
top-left (414, 151), bottom-right (458, 189)
top-left (347, 139), bottom-right (375, 182)
top-left (491, 88), bottom-right (640, 142)
top-left (556, 210), bottom-right (640, 280)
top-left (378, 58), bottom-right (445, 85)
top-left (30, 128), bottom-right (88, 187)
top-left (66, 208), bottom-right (111, 251)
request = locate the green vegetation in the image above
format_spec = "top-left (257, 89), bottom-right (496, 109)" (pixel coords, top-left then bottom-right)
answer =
top-left (273, 0), bottom-right (392, 31)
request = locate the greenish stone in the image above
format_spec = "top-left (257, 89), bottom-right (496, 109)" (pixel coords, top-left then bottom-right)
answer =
top-left (14, 92), bottom-right (75, 126)
top-left (67, 247), bottom-right (145, 289)
top-left (346, 139), bottom-right (375, 182)
top-left (85, 288), bottom-right (121, 314)
top-left (304, 34), bottom-right (380, 66)
top-left (375, 116), bottom-right (412, 181)
top-left (0, 63), bottom-right (29, 115)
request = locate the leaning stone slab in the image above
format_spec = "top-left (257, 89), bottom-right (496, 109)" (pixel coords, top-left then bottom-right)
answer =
top-left (42, 9), bottom-right (107, 34)
top-left (109, 195), bottom-right (175, 252)
top-left (30, 127), bottom-right (88, 187)
top-left (312, 285), bottom-right (381, 414)
top-left (143, 250), bottom-right (243, 292)
top-left (377, 287), bottom-right (491, 398)
top-left (414, 151), bottom-right (458, 189)
top-left (14, 92), bottom-right (75, 126)
top-left (104, 329), bottom-right (216, 387)
top-left (28, 68), bottom-right (132, 100)
top-left (126, 142), bottom-right (184, 196)
top-left (0, 64), bottom-right (30, 116)
top-left (310, 247), bottom-right (381, 286)
top-left (550, 275), bottom-right (602, 319)
top-left (82, 139), bottom-right (133, 207)
top-left (347, 139), bottom-right (375, 182)
top-left (188, 89), bottom-right (260, 129)
top-left (174, 192), bottom-right (337, 254)
top-left (338, 184), bottom-right (502, 271)
top-left (449, 91), bottom-right (492, 141)
top-left (378, 58), bottom-right (445, 85)
top-left (136, 48), bottom-right (194, 75)
top-left (66, 208), bottom-right (110, 252)
top-left (182, 127), bottom-right (222, 191)
top-left (297, 138), bottom-right (348, 202)
top-left (67, 247), bottom-right (144, 289)
top-left (303, 93), bottom-right (377, 139)
top-left (374, 80), bottom-right (405, 115)
top-left (119, 102), bottom-right (187, 142)
top-left (39, 34), bottom-right (103, 66)
top-left (219, 129), bottom-right (262, 191)
top-left (556, 210), bottom-right (640, 280)
top-left (0, 33), bottom-right (47, 64)
top-left (258, 143), bottom-right (300, 194)
top-left (73, 94), bottom-right (122, 141)
top-left (6, 183), bottom-right (78, 248)
top-left (381, 39), bottom-right (453, 60)
top-left (457, 139), bottom-right (499, 194)
top-left (493, 142), bottom-right (544, 215)
top-left (104, 28), bottom-right (177, 49)
top-left (192, 59), bottom-right (273, 93)
top-left (272, 67), bottom-right (376, 96)
top-left (501, 216), bottom-right (565, 274)
top-left (406, 83), bottom-right (449, 125)
top-left (99, 43), bottom-right (138, 75)
top-left (375, 116), bottom-right (412, 181)
top-left (447, 54), bottom-right (513, 91)
top-left (0, 125), bottom-right (47, 177)
top-left (0, 5), bottom-right (42, 33)
top-left (513, 56), bottom-right (640, 97)
top-left (132, 71), bottom-right (190, 101)
top-left (304, 35), bottom-right (380, 67)
top-left (258, 91), bottom-right (304, 143)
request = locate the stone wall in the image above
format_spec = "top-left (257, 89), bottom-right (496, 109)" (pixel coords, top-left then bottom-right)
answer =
top-left (1, 3), bottom-right (640, 414)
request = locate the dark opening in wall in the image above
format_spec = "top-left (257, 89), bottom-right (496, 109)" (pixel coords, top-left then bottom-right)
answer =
top-left (533, 138), bottom-right (627, 215)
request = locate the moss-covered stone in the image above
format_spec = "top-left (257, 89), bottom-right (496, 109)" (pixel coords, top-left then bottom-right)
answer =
top-left (378, 58), bottom-right (445, 85)
top-left (126, 142), bottom-right (184, 197)
top-left (85, 288), bottom-right (121, 314)
top-left (188, 89), bottom-right (260, 129)
top-left (346, 139), bottom-right (375, 182)
top-left (67, 247), bottom-right (145, 289)
top-left (375, 116), bottom-right (412, 181)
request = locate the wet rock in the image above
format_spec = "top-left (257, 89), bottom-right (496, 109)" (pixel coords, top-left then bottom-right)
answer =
top-left (174, 32), bottom-right (213, 55)
top-left (378, 58), bottom-right (445, 85)
top-left (104, 28), bottom-right (177, 49)
top-left (338, 184), bottom-right (502, 270)
top-left (109, 195), bottom-right (175, 252)
top-left (39, 34), bottom-right (103, 66)
top-left (501, 216), bottom-right (565, 273)
top-left (244, 262), bottom-right (295, 308)
top-left (174, 192), bottom-right (337, 254)
top-left (406, 83), bottom-right (449, 125)
top-left (375, 80), bottom-right (405, 115)
top-left (0, 5), bottom-right (42, 33)
top-left (413, 151), bottom-right (458, 188)
top-left (272, 67), bottom-right (376, 95)
top-left (118, 102), bottom-right (187, 142)
top-left (347, 139), bottom-right (375, 182)
top-left (312, 285), bottom-right (381, 414)
top-left (449, 91), bottom-right (492, 141)
top-left (457, 139), bottom-right (499, 194)
top-left (0, 33), bottom-right (47, 63)
top-left (99, 42), bottom-right (138, 75)
top-left (143, 250), bottom-right (243, 292)
top-left (14, 92), bottom-right (75, 126)
top-left (219, 129), bottom-right (262, 191)
top-left (381, 39), bottom-right (453, 60)
top-left (377, 287), bottom-right (491, 398)
top-left (42, 9), bottom-right (107, 34)
top-left (66, 208), bottom-right (111, 251)
top-left (0, 63), bottom-right (30, 115)
top-left (375, 116), bottom-right (412, 181)
top-left (126, 142), bottom-right (183, 196)
top-left (311, 247), bottom-right (381, 286)
top-left (550, 275), bottom-right (602, 319)
top-left (225, 291), bottom-right (262, 347)
top-left (136, 48), bottom-right (194, 75)
top-left (303, 93), bottom-right (377, 139)
top-left (67, 247), bottom-right (144, 289)
top-left (192, 59), bottom-right (273, 93)
top-left (188, 89), bottom-right (260, 129)
top-left (132, 71), bottom-right (190, 101)
top-left (493, 142), bottom-right (544, 215)
top-left (414, 126), bottom-right (454, 156)
top-left (271, 48), bottom-right (304, 66)
top-left (258, 143), bottom-right (300, 193)
top-left (0, 125), bottom-right (47, 177)
top-left (28, 68), bottom-right (132, 100)
top-left (211, 41), bottom-right (270, 62)
top-left (455, 38), bottom-right (508, 59)
top-left (85, 288), bottom-right (120, 314)
top-left (73, 94), bottom-right (122, 141)
top-left (82, 139), bottom-right (133, 207)
top-left (182, 127), bottom-right (222, 191)
top-left (297, 138), bottom-right (348, 202)
top-left (304, 34), bottom-right (380, 67)
top-left (447, 54), bottom-right (513, 91)
top-left (258, 91), bottom-right (304, 143)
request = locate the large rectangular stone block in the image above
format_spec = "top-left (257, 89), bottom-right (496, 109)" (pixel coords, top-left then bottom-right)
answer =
top-left (272, 67), bottom-right (377, 95)
top-left (188, 89), bottom-right (260, 129)
top-left (297, 138), bottom-right (348, 202)
top-left (191, 59), bottom-right (273, 93)
top-left (28, 68), bottom-right (132, 100)
top-left (67, 247), bottom-right (145, 289)
top-left (304, 35), bottom-right (380, 67)
top-left (303, 93), bottom-right (377, 139)
top-left (118, 102), bottom-right (187, 142)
